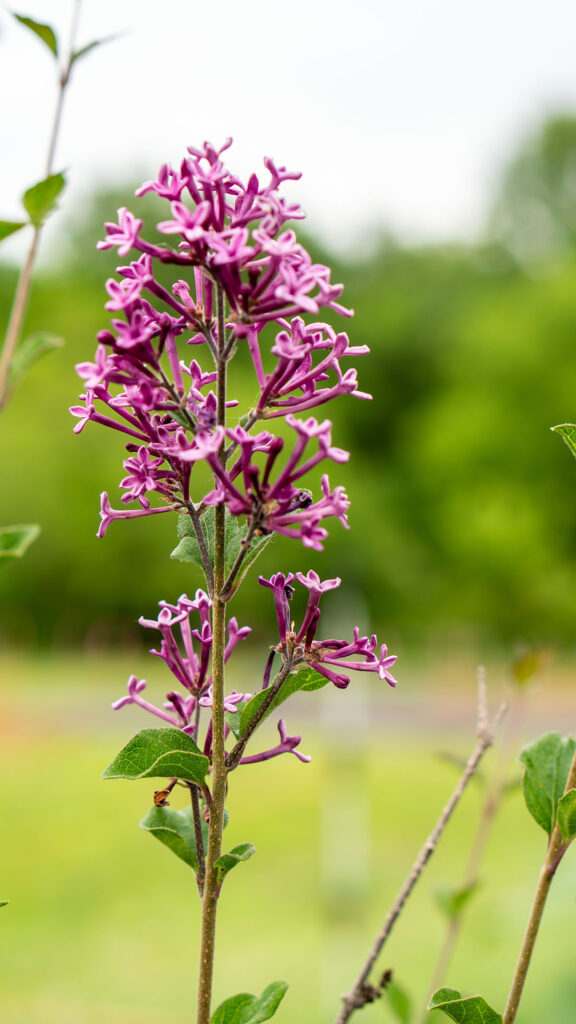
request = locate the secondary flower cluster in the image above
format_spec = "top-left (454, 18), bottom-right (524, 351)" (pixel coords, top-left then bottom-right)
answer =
top-left (113, 592), bottom-right (310, 764)
top-left (71, 139), bottom-right (372, 552)
top-left (260, 571), bottom-right (398, 689)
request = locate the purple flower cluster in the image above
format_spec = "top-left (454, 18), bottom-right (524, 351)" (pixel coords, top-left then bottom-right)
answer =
top-left (72, 139), bottom-right (372, 551)
top-left (260, 571), bottom-right (398, 689)
top-left (113, 592), bottom-right (309, 764)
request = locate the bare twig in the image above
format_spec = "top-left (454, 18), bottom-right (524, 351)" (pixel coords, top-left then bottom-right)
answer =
top-left (334, 675), bottom-right (507, 1024)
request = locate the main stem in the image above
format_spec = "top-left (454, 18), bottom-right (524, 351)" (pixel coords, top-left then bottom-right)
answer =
top-left (502, 749), bottom-right (576, 1024)
top-left (196, 286), bottom-right (228, 1024)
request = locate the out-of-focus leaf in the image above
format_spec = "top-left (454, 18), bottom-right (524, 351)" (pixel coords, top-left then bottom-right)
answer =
top-left (510, 645), bottom-right (549, 686)
top-left (69, 34), bottom-right (118, 68)
top-left (519, 732), bottom-right (576, 834)
top-left (557, 788), bottom-right (576, 842)
top-left (387, 980), bottom-right (411, 1023)
top-left (140, 805), bottom-right (199, 870)
top-left (9, 333), bottom-right (64, 388)
top-left (22, 172), bottom-right (66, 227)
top-left (427, 988), bottom-right (502, 1022)
top-left (215, 843), bottom-right (256, 885)
top-left (239, 666), bottom-right (329, 735)
top-left (211, 981), bottom-right (288, 1024)
top-left (0, 524), bottom-right (40, 563)
top-left (102, 728), bottom-right (209, 785)
top-left (435, 882), bottom-right (478, 919)
top-left (13, 13), bottom-right (58, 56)
top-left (0, 220), bottom-right (26, 242)
top-left (0, 901), bottom-right (9, 909)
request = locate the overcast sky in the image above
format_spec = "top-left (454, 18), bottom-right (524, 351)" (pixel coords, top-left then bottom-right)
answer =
top-left (2, 0), bottom-right (576, 254)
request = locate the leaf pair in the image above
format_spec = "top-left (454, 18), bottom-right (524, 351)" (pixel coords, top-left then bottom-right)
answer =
top-left (172, 507), bottom-right (272, 587)
top-left (13, 12), bottom-right (114, 68)
top-left (104, 730), bottom-right (256, 884)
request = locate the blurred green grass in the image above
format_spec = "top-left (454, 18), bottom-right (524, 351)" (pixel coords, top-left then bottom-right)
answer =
top-left (1, 651), bottom-right (575, 1022)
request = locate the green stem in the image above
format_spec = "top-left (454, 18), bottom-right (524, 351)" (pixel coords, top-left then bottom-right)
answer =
top-left (195, 286), bottom-right (228, 1024)
top-left (502, 749), bottom-right (576, 1023)
top-left (0, 0), bottom-right (82, 408)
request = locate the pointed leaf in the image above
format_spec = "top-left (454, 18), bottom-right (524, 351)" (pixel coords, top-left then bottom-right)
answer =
top-left (557, 788), bottom-right (576, 842)
top-left (427, 988), bottom-right (502, 1023)
top-left (387, 980), bottom-right (411, 1024)
top-left (0, 524), bottom-right (40, 563)
top-left (0, 220), bottom-right (27, 242)
top-left (552, 423), bottom-right (576, 461)
top-left (0, 901), bottom-right (9, 909)
top-left (211, 981), bottom-right (288, 1024)
top-left (9, 333), bottom-right (64, 388)
top-left (171, 507), bottom-right (242, 576)
top-left (140, 805), bottom-right (199, 870)
top-left (435, 882), bottom-right (479, 919)
top-left (102, 728), bottom-right (209, 785)
top-left (215, 843), bottom-right (256, 885)
top-left (239, 666), bottom-right (329, 736)
top-left (69, 34), bottom-right (118, 68)
top-left (22, 172), bottom-right (66, 227)
top-left (13, 13), bottom-right (58, 56)
top-left (519, 733), bottom-right (576, 834)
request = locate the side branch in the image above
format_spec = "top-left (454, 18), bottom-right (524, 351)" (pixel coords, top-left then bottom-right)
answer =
top-left (186, 501), bottom-right (215, 597)
top-left (225, 659), bottom-right (295, 769)
top-left (334, 678), bottom-right (507, 1024)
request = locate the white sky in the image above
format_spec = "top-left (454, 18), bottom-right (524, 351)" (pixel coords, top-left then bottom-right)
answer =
top-left (1, 0), bottom-right (576, 253)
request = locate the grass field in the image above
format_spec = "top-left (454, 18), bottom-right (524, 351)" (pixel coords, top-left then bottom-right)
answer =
top-left (0, 649), bottom-right (575, 1023)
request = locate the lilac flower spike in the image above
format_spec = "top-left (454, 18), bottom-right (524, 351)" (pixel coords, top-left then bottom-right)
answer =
top-left (240, 720), bottom-right (311, 764)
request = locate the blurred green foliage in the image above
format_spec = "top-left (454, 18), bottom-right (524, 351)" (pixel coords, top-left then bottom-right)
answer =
top-left (3, 118), bottom-right (576, 649)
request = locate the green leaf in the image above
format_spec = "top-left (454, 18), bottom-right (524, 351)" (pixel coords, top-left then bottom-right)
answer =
top-left (9, 333), bottom-right (64, 388)
top-left (0, 524), bottom-right (40, 563)
top-left (22, 172), bottom-right (66, 227)
top-left (233, 530), bottom-right (274, 587)
top-left (211, 981), bottom-right (288, 1024)
top-left (518, 732), bottom-right (576, 834)
top-left (13, 13), bottom-right (58, 56)
top-left (510, 646), bottom-right (549, 686)
top-left (0, 220), bottom-right (27, 242)
top-left (552, 422), bottom-right (576, 461)
top-left (387, 980), bottom-right (411, 1023)
top-left (102, 729), bottom-right (210, 785)
top-left (215, 843), bottom-right (256, 885)
top-left (171, 507), bottom-right (242, 575)
top-left (69, 34), bottom-right (118, 68)
top-left (0, 901), bottom-right (9, 909)
top-left (557, 788), bottom-right (576, 842)
top-left (225, 702), bottom-right (249, 739)
top-left (435, 882), bottom-right (479, 919)
top-left (427, 988), bottom-right (502, 1023)
top-left (140, 805), bottom-right (199, 871)
top-left (239, 665), bottom-right (329, 736)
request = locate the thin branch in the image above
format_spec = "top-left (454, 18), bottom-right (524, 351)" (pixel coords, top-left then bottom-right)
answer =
top-left (0, 1), bottom-right (82, 407)
top-left (334, 681), bottom-right (507, 1024)
top-left (185, 500), bottom-right (215, 597)
top-left (225, 659), bottom-right (295, 770)
top-left (189, 783), bottom-right (206, 896)
top-left (502, 747), bottom-right (576, 1023)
